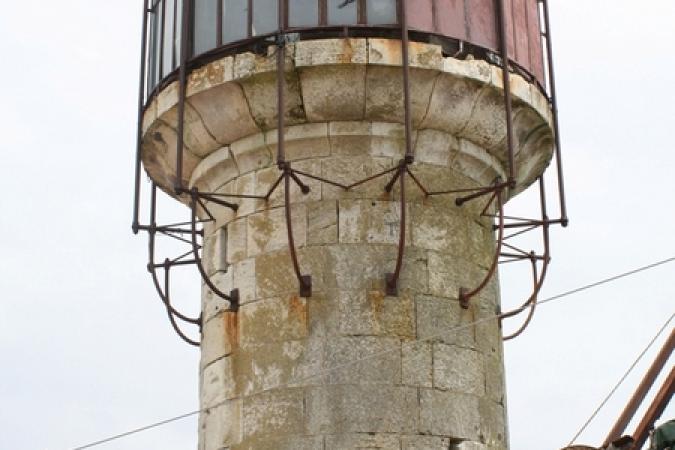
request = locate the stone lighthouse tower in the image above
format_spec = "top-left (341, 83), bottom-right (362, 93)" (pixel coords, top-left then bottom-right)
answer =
top-left (133, 0), bottom-right (565, 448)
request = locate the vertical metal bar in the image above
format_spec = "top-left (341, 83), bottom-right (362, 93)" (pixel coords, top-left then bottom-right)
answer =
top-left (172, 0), bottom-right (178, 68)
top-left (540, 0), bottom-right (568, 226)
top-left (386, 164), bottom-right (407, 296)
top-left (276, 0), bottom-right (286, 165)
top-left (319, 0), bottom-right (327, 25)
top-left (175, 0), bottom-right (191, 193)
top-left (159, 0), bottom-right (166, 79)
top-left (248, 0), bottom-right (253, 36)
top-left (133, 0), bottom-right (151, 233)
top-left (496, 0), bottom-right (516, 187)
top-left (399, 0), bottom-right (413, 161)
top-left (603, 328), bottom-right (675, 447)
top-left (358, 0), bottom-right (366, 24)
top-left (631, 367), bottom-right (675, 450)
top-left (217, 0), bottom-right (223, 46)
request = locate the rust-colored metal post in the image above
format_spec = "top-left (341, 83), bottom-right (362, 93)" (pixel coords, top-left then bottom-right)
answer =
top-left (133, 0), bottom-right (150, 233)
top-left (603, 328), bottom-right (675, 447)
top-left (632, 367), bottom-right (675, 450)
top-left (174, 0), bottom-right (191, 193)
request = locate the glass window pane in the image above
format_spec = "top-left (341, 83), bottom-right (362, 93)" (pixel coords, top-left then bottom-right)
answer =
top-left (156, 2), bottom-right (164, 78)
top-left (223, 0), bottom-right (248, 43)
top-left (147, 9), bottom-right (160, 92)
top-left (174, 0), bottom-right (182, 69)
top-left (328, 0), bottom-right (357, 25)
top-left (194, 0), bottom-right (218, 55)
top-left (163, 0), bottom-right (176, 75)
top-left (367, 0), bottom-right (396, 24)
top-left (289, 0), bottom-right (318, 28)
top-left (252, 0), bottom-right (278, 36)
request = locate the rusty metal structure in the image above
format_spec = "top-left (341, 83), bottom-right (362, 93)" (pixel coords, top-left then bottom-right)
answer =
top-left (604, 328), bottom-right (674, 450)
top-left (132, 0), bottom-right (568, 346)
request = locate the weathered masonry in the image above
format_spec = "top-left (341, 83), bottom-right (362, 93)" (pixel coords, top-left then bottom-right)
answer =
top-left (132, 0), bottom-right (568, 449)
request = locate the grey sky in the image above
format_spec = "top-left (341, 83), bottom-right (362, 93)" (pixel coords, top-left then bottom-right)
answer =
top-left (0, 1), bottom-right (673, 449)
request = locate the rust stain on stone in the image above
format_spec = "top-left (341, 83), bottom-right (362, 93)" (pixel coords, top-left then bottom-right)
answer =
top-left (224, 311), bottom-right (239, 349)
top-left (368, 290), bottom-right (385, 315)
top-left (289, 295), bottom-right (308, 329)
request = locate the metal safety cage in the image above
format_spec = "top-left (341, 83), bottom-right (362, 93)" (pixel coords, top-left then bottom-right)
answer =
top-left (132, 0), bottom-right (568, 346)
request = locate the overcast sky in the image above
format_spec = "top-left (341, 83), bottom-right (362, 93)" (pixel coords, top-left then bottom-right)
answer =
top-left (0, 1), bottom-right (673, 449)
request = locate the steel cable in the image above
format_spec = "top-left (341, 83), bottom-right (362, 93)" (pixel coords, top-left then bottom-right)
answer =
top-left (71, 255), bottom-right (675, 450)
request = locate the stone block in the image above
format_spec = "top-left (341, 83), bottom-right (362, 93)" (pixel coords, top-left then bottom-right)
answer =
top-left (247, 204), bottom-right (307, 257)
top-left (141, 120), bottom-right (200, 192)
top-left (142, 99), bottom-right (157, 135)
top-left (199, 399), bottom-right (242, 450)
top-left (242, 389), bottom-right (304, 438)
top-left (230, 133), bottom-right (273, 175)
top-left (234, 45), bottom-right (294, 79)
top-left (420, 73), bottom-right (483, 136)
top-left (427, 252), bottom-right (489, 302)
top-left (238, 296), bottom-right (309, 347)
top-left (232, 339), bottom-right (323, 395)
top-left (414, 129), bottom-right (457, 166)
top-left (255, 247), bottom-right (329, 298)
top-left (307, 201), bottom-right (338, 245)
top-left (226, 218), bottom-right (248, 264)
top-left (189, 146), bottom-right (239, 194)
top-left (485, 352), bottom-right (505, 404)
top-left (202, 270), bottom-right (236, 322)
top-left (265, 122), bottom-right (330, 162)
top-left (300, 65), bottom-right (367, 122)
top-left (226, 170), bottom-right (259, 218)
top-left (419, 389), bottom-right (481, 441)
top-left (433, 343), bottom-right (485, 396)
top-left (160, 102), bottom-right (221, 158)
top-left (325, 245), bottom-right (428, 294)
top-left (239, 72), bottom-right (306, 130)
top-left (201, 312), bottom-right (238, 368)
top-left (401, 435), bottom-right (453, 449)
top-left (338, 289), bottom-right (415, 338)
top-left (370, 122), bottom-right (415, 159)
top-left (201, 355), bottom-right (235, 407)
top-left (368, 39), bottom-right (443, 70)
top-left (460, 87), bottom-right (508, 152)
top-left (324, 336), bottom-right (401, 385)
top-left (478, 399), bottom-right (507, 447)
top-left (326, 434), bottom-right (400, 450)
top-left (452, 138), bottom-right (506, 192)
top-left (365, 65), bottom-right (438, 126)
top-left (442, 57), bottom-right (492, 85)
top-left (321, 155), bottom-right (394, 201)
top-left (254, 159), bottom-right (322, 210)
top-left (295, 38), bottom-right (367, 66)
top-left (188, 82), bottom-right (261, 145)
top-left (187, 56), bottom-right (234, 97)
top-left (416, 295), bottom-right (475, 348)
top-left (307, 290), bottom-right (340, 338)
top-left (338, 200), bottom-right (411, 245)
top-left (234, 435), bottom-right (324, 450)
top-left (306, 385), bottom-right (418, 434)
top-left (328, 121), bottom-right (372, 156)
top-left (233, 258), bottom-right (256, 305)
top-left (203, 226), bottom-right (229, 276)
top-left (401, 341), bottom-right (433, 388)
top-left (156, 81), bottom-right (179, 117)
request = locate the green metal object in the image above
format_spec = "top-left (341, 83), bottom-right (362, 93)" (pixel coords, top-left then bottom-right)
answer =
top-left (651, 420), bottom-right (675, 450)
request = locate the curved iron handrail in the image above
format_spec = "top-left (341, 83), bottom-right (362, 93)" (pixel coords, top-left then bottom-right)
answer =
top-left (500, 176), bottom-right (551, 340)
top-left (164, 267), bottom-right (201, 346)
top-left (458, 183), bottom-right (505, 309)
top-left (189, 192), bottom-right (240, 311)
